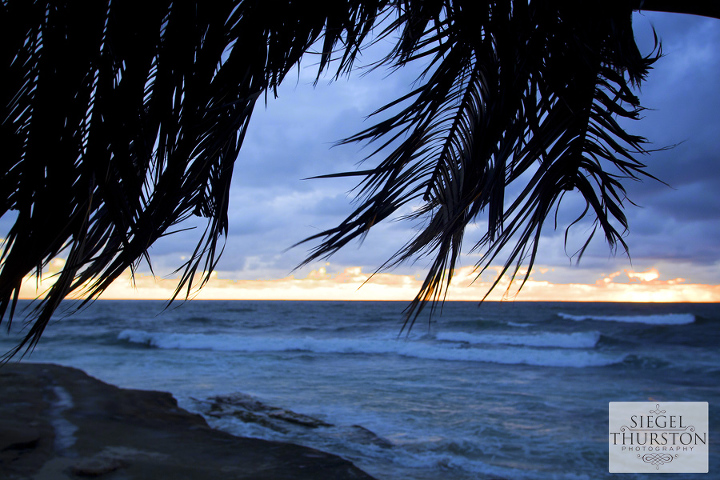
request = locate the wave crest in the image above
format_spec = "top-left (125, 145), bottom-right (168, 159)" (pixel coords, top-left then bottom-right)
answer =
top-left (118, 329), bottom-right (624, 368)
top-left (436, 331), bottom-right (600, 349)
top-left (557, 313), bottom-right (694, 325)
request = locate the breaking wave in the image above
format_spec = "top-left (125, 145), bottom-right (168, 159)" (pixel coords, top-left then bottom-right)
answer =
top-left (118, 329), bottom-right (623, 368)
top-left (557, 313), bottom-right (695, 325)
top-left (436, 331), bottom-right (600, 349)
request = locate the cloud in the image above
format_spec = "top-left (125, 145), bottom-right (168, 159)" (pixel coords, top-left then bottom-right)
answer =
top-left (625, 268), bottom-right (659, 282)
top-left (19, 263), bottom-right (719, 304)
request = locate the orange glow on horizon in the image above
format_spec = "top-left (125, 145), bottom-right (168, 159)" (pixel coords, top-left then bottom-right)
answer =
top-left (18, 262), bottom-right (720, 303)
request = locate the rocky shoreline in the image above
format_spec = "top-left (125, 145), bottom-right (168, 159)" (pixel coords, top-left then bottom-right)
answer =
top-left (0, 363), bottom-right (376, 479)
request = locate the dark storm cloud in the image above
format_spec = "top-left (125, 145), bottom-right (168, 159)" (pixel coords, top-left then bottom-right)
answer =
top-left (599, 11), bottom-right (720, 279)
top-left (641, 182), bottom-right (720, 221)
top-left (628, 13), bottom-right (720, 191)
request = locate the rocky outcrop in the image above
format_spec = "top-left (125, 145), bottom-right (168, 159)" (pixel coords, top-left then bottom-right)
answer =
top-left (193, 393), bottom-right (393, 450)
top-left (0, 363), bottom-right (376, 479)
top-left (196, 392), bottom-right (334, 433)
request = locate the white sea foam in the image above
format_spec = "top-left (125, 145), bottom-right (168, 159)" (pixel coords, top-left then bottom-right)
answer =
top-left (436, 331), bottom-right (600, 349)
top-left (508, 321), bottom-right (532, 328)
top-left (118, 329), bottom-right (623, 368)
top-left (557, 313), bottom-right (695, 325)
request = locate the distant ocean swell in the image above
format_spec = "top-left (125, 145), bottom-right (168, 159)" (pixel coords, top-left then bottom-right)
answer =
top-left (557, 312), bottom-right (695, 325)
top-left (435, 331), bottom-right (600, 349)
top-left (117, 329), bottom-right (625, 368)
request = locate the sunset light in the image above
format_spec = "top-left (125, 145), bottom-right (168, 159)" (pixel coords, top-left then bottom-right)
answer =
top-left (19, 263), bottom-right (720, 303)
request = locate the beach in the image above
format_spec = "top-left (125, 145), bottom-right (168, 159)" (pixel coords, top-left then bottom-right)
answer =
top-left (1, 362), bottom-right (375, 479)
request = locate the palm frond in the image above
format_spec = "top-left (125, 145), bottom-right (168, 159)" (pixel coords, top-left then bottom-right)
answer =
top-left (297, 0), bottom-right (661, 329)
top-left (0, 0), bottom-right (670, 357)
top-left (0, 0), bottom-right (391, 357)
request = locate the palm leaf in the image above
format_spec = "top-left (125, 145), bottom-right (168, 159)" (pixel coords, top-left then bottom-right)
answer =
top-left (1, 0), bottom-right (680, 357)
top-left (297, 0), bottom-right (661, 330)
top-left (0, 0), bottom-right (390, 357)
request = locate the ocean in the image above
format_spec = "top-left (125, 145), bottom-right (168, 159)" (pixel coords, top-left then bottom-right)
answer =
top-left (2, 300), bottom-right (718, 479)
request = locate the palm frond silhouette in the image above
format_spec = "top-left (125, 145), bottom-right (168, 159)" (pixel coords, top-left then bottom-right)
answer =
top-left (296, 1), bottom-right (664, 330)
top-left (1, 1), bottom-right (715, 356)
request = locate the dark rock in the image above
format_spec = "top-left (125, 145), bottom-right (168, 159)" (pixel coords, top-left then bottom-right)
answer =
top-left (266, 408), bottom-right (333, 429)
top-left (69, 453), bottom-right (127, 477)
top-left (0, 363), bottom-right (376, 480)
top-left (198, 392), bottom-right (334, 432)
top-left (348, 425), bottom-right (393, 449)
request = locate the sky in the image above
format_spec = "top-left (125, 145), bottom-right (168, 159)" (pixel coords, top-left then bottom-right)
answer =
top-left (13, 10), bottom-right (720, 302)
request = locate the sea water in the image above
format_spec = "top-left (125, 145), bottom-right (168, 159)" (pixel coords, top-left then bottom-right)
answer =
top-left (2, 300), bottom-right (718, 479)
